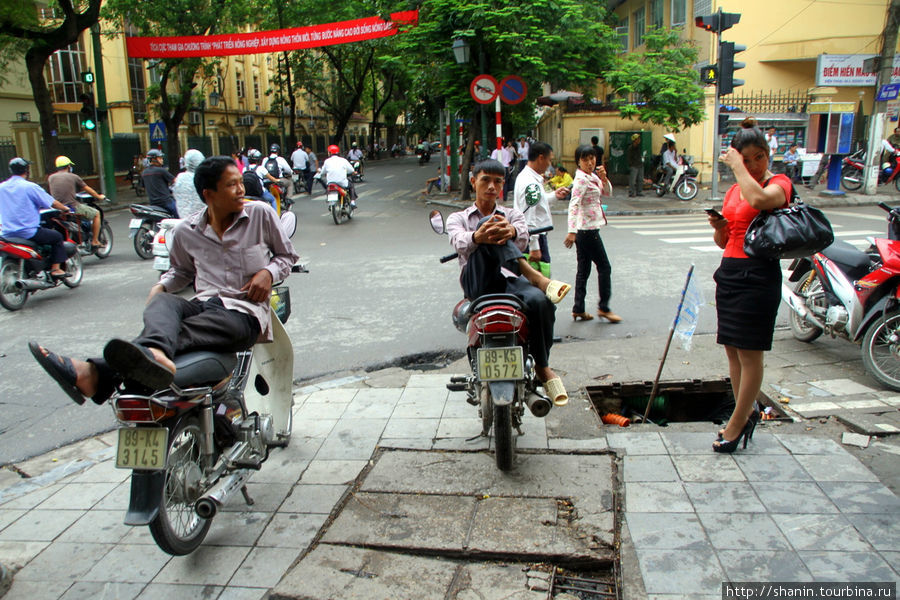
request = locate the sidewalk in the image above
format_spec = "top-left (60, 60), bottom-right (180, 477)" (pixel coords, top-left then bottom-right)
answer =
top-left (0, 331), bottom-right (897, 599)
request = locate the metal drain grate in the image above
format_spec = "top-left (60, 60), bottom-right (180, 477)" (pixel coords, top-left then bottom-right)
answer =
top-left (527, 567), bottom-right (619, 599)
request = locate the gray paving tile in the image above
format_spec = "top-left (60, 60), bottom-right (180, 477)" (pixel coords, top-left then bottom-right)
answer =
top-left (773, 513), bottom-right (874, 552)
top-left (379, 437), bottom-right (435, 450)
top-left (0, 509), bottom-right (84, 541)
top-left (0, 483), bottom-right (63, 510)
top-left (881, 551), bottom-right (900, 575)
top-left (407, 373), bottom-right (458, 388)
top-left (290, 417), bottom-right (337, 438)
top-left (734, 454), bottom-right (812, 482)
top-left (303, 388), bottom-right (358, 403)
top-left (809, 378), bottom-right (878, 395)
top-left (847, 513), bottom-right (900, 552)
top-left (436, 417), bottom-right (482, 439)
top-left (635, 546), bottom-right (725, 595)
top-left (300, 460), bottom-right (367, 485)
top-left (342, 387), bottom-right (401, 419)
top-left (68, 460), bottom-right (131, 484)
top-left (153, 545), bottom-right (250, 585)
top-left (547, 437), bottom-right (609, 451)
top-left (393, 387), bottom-right (448, 419)
top-left (625, 513), bottom-right (708, 550)
top-left (799, 550), bottom-right (898, 582)
top-left (819, 481), bottom-right (900, 513)
top-left (315, 418), bottom-right (386, 460)
top-left (672, 455), bottom-right (745, 482)
top-left (56, 509), bottom-right (132, 544)
top-left (279, 483), bottom-right (348, 513)
top-left (0, 540), bottom-right (50, 571)
top-left (624, 482), bottom-right (693, 513)
top-left (383, 417), bottom-right (439, 439)
top-left (2, 580), bottom-right (70, 600)
top-left (774, 434), bottom-right (847, 455)
top-left (718, 550), bottom-right (814, 581)
top-left (697, 512), bottom-right (792, 551)
top-left (794, 453), bottom-right (880, 482)
top-left (728, 432), bottom-right (790, 455)
top-left (516, 421), bottom-right (548, 449)
top-left (14, 542), bottom-right (114, 582)
top-left (441, 393), bottom-right (474, 418)
top-left (229, 546), bottom-right (302, 588)
top-left (0, 509), bottom-right (26, 534)
top-left (92, 480), bottom-right (131, 510)
top-left (623, 455), bottom-right (679, 482)
top-left (606, 432), bottom-right (667, 455)
top-left (751, 482), bottom-right (839, 514)
top-left (81, 542), bottom-right (172, 583)
top-left (293, 400), bottom-right (349, 420)
top-left (660, 432), bottom-right (718, 455)
top-left (256, 512), bottom-right (326, 548)
top-left (136, 583), bottom-right (224, 599)
top-left (220, 482), bottom-right (291, 513)
top-left (431, 436), bottom-right (490, 451)
top-left (217, 587), bottom-right (268, 600)
top-left (60, 581), bottom-right (143, 600)
top-left (202, 511), bottom-right (272, 547)
top-left (684, 482), bottom-right (766, 513)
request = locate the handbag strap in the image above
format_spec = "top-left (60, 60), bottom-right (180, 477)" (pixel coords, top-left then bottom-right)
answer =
top-left (763, 175), bottom-right (797, 206)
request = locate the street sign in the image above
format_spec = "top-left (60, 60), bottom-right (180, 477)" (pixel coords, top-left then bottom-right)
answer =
top-left (470, 74), bottom-right (498, 104)
top-left (149, 121), bottom-right (167, 142)
top-left (876, 83), bottom-right (900, 102)
top-left (499, 75), bottom-right (527, 105)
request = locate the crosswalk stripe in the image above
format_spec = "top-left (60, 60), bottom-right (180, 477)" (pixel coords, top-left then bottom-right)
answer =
top-left (661, 237), bottom-right (718, 243)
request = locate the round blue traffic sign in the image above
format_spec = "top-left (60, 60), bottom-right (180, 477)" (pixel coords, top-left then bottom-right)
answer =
top-left (499, 75), bottom-right (527, 105)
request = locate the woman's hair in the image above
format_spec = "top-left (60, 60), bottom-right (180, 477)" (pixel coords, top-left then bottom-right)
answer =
top-left (471, 159), bottom-right (506, 178)
top-left (730, 117), bottom-right (769, 154)
top-left (574, 144), bottom-right (595, 165)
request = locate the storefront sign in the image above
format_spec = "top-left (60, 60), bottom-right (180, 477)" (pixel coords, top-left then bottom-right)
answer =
top-left (126, 11), bottom-right (418, 58)
top-left (816, 54), bottom-right (900, 87)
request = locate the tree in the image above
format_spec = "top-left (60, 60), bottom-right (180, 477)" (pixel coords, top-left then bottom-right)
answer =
top-left (603, 28), bottom-right (706, 132)
top-left (0, 0), bottom-right (102, 167)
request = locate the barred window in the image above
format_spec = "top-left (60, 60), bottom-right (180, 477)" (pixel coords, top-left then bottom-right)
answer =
top-left (46, 40), bottom-right (86, 104)
top-left (236, 71), bottom-right (245, 98)
top-left (671, 0), bottom-right (686, 26)
top-left (616, 18), bottom-right (629, 53)
top-left (128, 57), bottom-right (148, 124)
top-left (650, 0), bottom-right (663, 29)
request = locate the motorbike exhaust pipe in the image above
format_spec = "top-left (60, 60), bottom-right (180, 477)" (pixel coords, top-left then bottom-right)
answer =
top-left (526, 392), bottom-right (552, 418)
top-left (782, 284), bottom-right (825, 329)
top-left (194, 497), bottom-right (217, 519)
top-left (14, 279), bottom-right (54, 291)
top-left (194, 469), bottom-right (252, 519)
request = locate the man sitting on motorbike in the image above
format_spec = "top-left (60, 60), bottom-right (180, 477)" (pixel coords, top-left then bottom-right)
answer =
top-left (659, 135), bottom-right (679, 190)
top-left (265, 144), bottom-right (293, 199)
top-left (0, 157), bottom-right (73, 278)
top-left (446, 159), bottom-right (572, 406)
top-left (347, 142), bottom-right (364, 177)
top-left (30, 155), bottom-right (299, 406)
top-left (290, 141), bottom-right (309, 194)
top-left (244, 149), bottom-right (278, 211)
top-left (47, 155), bottom-right (105, 249)
top-left (319, 144), bottom-right (358, 207)
top-left (141, 149), bottom-right (179, 218)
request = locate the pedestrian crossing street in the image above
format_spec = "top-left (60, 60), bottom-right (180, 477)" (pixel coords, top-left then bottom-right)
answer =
top-left (608, 212), bottom-right (882, 254)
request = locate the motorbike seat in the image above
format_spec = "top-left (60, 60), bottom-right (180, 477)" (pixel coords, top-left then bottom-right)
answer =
top-left (0, 236), bottom-right (36, 248)
top-left (821, 240), bottom-right (872, 281)
top-left (470, 293), bottom-right (526, 313)
top-left (130, 204), bottom-right (171, 219)
top-left (173, 351), bottom-right (237, 387)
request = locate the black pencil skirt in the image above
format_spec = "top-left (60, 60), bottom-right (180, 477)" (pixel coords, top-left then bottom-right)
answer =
top-left (714, 257), bottom-right (782, 351)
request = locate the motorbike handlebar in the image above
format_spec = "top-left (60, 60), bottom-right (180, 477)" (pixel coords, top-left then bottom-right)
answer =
top-left (438, 226), bottom-right (554, 263)
top-left (878, 202), bottom-right (893, 213)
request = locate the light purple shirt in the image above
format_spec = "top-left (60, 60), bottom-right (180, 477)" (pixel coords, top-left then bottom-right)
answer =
top-left (446, 203), bottom-right (528, 270)
top-left (159, 200), bottom-right (299, 342)
top-left (0, 175), bottom-right (55, 238)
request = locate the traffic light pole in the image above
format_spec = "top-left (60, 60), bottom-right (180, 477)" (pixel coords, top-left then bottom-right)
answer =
top-left (711, 24), bottom-right (722, 202)
top-left (91, 24), bottom-right (116, 201)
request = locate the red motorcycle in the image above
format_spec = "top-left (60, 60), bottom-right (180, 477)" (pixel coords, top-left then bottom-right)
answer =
top-left (0, 209), bottom-right (83, 311)
top-left (783, 202), bottom-right (900, 390)
top-left (841, 147), bottom-right (900, 192)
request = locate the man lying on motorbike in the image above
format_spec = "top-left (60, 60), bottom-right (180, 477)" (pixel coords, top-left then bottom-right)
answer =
top-left (446, 158), bottom-right (572, 406)
top-left (30, 156), bottom-right (299, 406)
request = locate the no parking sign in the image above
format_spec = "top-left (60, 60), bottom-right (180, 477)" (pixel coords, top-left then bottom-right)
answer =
top-left (499, 75), bottom-right (527, 105)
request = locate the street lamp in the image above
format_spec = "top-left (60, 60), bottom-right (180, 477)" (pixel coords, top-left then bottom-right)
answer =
top-left (208, 91), bottom-right (220, 107)
top-left (452, 38), bottom-right (470, 65)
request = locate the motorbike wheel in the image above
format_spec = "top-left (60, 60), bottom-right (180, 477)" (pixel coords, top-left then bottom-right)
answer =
top-left (861, 311), bottom-right (900, 391)
top-left (493, 403), bottom-right (515, 472)
top-left (895, 176), bottom-right (900, 193)
top-left (841, 165), bottom-right (863, 191)
top-left (148, 416), bottom-right (212, 555)
top-left (0, 258), bottom-right (28, 311)
top-left (62, 252), bottom-right (83, 288)
top-left (133, 224), bottom-right (154, 260)
top-left (675, 179), bottom-right (699, 201)
top-left (788, 271), bottom-right (824, 343)
top-left (331, 202), bottom-right (342, 225)
top-left (94, 222), bottom-right (114, 259)
top-left (654, 184), bottom-right (667, 197)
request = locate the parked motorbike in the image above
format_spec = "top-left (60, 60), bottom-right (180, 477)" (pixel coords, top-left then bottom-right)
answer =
top-left (652, 153), bottom-right (699, 201)
top-left (841, 148), bottom-right (900, 192)
top-left (783, 201), bottom-right (900, 390)
top-left (430, 210), bottom-right (554, 471)
top-left (125, 166), bottom-right (144, 196)
top-left (129, 204), bottom-right (172, 260)
top-left (0, 208), bottom-right (83, 311)
top-left (66, 192), bottom-right (113, 259)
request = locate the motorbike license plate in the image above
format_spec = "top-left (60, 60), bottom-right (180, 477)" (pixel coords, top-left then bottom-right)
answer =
top-left (153, 256), bottom-right (170, 271)
top-left (129, 218), bottom-right (143, 229)
top-left (116, 427), bottom-right (168, 470)
top-left (477, 347), bottom-right (524, 381)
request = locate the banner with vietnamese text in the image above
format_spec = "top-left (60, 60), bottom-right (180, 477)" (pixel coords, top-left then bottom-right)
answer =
top-left (125, 10), bottom-right (418, 58)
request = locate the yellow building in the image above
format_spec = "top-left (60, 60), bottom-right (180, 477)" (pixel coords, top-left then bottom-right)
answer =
top-left (537, 0), bottom-right (897, 184)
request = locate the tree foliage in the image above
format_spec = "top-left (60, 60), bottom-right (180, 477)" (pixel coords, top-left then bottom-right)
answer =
top-left (604, 28), bottom-right (706, 132)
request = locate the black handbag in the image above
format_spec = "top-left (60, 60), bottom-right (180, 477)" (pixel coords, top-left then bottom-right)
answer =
top-left (743, 181), bottom-right (834, 259)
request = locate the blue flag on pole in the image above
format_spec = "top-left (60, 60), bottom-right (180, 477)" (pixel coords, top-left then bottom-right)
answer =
top-left (673, 267), bottom-right (704, 351)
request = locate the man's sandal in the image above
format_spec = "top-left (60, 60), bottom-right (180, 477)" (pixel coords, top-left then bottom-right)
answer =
top-left (545, 280), bottom-right (571, 304)
top-left (29, 341), bottom-right (86, 405)
top-left (543, 377), bottom-right (568, 407)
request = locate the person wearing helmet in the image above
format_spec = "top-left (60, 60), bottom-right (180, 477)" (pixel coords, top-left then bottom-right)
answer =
top-left (242, 149), bottom-right (276, 210)
top-left (290, 142), bottom-right (309, 195)
top-left (347, 142), bottom-right (364, 178)
top-left (318, 144), bottom-right (357, 207)
top-left (265, 144), bottom-right (292, 200)
top-left (660, 135), bottom-right (679, 191)
top-left (47, 156), bottom-right (105, 248)
top-left (141, 149), bottom-right (178, 217)
top-left (172, 149), bottom-right (206, 217)
top-left (0, 158), bottom-right (73, 278)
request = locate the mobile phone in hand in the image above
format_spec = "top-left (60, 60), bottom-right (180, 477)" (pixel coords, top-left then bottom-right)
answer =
top-left (705, 208), bottom-right (723, 219)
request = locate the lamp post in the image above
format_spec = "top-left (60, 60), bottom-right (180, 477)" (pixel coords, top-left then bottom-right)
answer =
top-left (452, 37), bottom-right (488, 160)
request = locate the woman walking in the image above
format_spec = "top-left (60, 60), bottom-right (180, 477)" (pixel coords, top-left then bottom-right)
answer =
top-left (708, 118), bottom-right (792, 453)
top-left (564, 144), bottom-right (621, 323)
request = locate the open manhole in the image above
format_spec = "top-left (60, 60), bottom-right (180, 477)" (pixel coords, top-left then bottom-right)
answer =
top-left (586, 377), bottom-right (791, 427)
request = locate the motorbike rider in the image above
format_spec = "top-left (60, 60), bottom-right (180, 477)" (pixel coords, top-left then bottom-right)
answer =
top-left (265, 144), bottom-right (293, 198)
top-left (319, 144), bottom-right (358, 207)
top-left (446, 158), bottom-right (572, 406)
top-left (0, 157), bottom-right (72, 278)
top-left (245, 149), bottom-right (278, 210)
top-left (30, 155), bottom-right (299, 406)
top-left (289, 141), bottom-right (309, 194)
top-left (513, 141), bottom-right (569, 265)
top-left (347, 142), bottom-right (364, 177)
top-left (141, 149), bottom-right (179, 218)
top-left (659, 134), bottom-right (679, 190)
top-left (47, 155), bottom-right (105, 249)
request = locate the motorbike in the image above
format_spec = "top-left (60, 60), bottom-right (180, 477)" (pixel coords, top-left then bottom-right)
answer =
top-left (65, 192), bottom-right (114, 259)
top-left (129, 204), bottom-right (173, 260)
top-left (264, 179), bottom-right (293, 216)
top-left (0, 208), bottom-right (83, 311)
top-left (430, 210), bottom-right (554, 471)
top-left (652, 153), bottom-right (699, 201)
top-left (125, 166), bottom-right (144, 196)
top-left (782, 201), bottom-right (900, 390)
top-left (841, 148), bottom-right (900, 192)
top-left (349, 159), bottom-right (364, 182)
top-left (417, 147), bottom-right (432, 165)
top-left (291, 168), bottom-right (308, 196)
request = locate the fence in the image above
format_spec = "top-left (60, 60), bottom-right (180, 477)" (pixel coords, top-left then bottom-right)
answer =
top-left (0, 138), bottom-right (16, 179)
top-left (720, 90), bottom-right (812, 115)
top-left (111, 134), bottom-right (142, 172)
top-left (187, 136), bottom-right (212, 157)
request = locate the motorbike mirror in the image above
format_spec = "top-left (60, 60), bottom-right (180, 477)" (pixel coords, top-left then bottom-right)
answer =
top-left (429, 209), bottom-right (446, 235)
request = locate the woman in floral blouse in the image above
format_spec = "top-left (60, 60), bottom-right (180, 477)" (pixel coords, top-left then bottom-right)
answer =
top-left (564, 144), bottom-right (621, 323)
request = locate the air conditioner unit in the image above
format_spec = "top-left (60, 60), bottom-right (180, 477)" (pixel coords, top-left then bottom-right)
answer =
top-left (189, 112), bottom-right (201, 125)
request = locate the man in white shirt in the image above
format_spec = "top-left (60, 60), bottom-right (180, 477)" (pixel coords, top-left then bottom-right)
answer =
top-left (513, 141), bottom-right (569, 265)
top-left (290, 142), bottom-right (309, 194)
top-left (318, 144), bottom-right (357, 206)
top-left (347, 142), bottom-right (365, 177)
top-left (765, 128), bottom-right (778, 169)
top-left (490, 142), bottom-right (513, 199)
top-left (661, 140), bottom-right (679, 190)
top-left (265, 144), bottom-right (293, 197)
top-left (515, 136), bottom-right (530, 174)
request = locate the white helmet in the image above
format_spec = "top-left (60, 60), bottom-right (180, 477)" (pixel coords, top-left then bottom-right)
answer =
top-left (663, 134), bottom-right (676, 144)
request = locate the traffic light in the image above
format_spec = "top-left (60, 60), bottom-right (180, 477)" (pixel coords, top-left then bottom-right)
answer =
top-left (79, 92), bottom-right (96, 131)
top-left (695, 12), bottom-right (740, 33)
top-left (718, 41), bottom-right (746, 96)
top-left (700, 65), bottom-right (718, 86)
top-left (81, 71), bottom-right (94, 84)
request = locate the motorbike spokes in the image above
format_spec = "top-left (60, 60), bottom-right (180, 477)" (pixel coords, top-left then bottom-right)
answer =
top-left (862, 311), bottom-right (900, 391)
top-left (0, 258), bottom-right (27, 311)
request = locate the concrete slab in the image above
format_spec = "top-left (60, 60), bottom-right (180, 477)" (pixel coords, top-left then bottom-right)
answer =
top-left (808, 378), bottom-right (878, 395)
top-left (845, 513), bottom-right (900, 551)
top-left (772, 513), bottom-right (874, 552)
top-left (834, 411), bottom-right (900, 436)
top-left (798, 550), bottom-right (898, 582)
top-left (696, 512), bottom-right (792, 551)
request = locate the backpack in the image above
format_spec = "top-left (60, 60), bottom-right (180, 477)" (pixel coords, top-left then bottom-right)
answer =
top-left (242, 170), bottom-right (264, 198)
top-left (265, 157), bottom-right (280, 178)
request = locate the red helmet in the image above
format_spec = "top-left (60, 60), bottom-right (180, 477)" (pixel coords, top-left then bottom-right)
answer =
top-left (296, 141), bottom-right (303, 148)
top-left (327, 144), bottom-right (340, 156)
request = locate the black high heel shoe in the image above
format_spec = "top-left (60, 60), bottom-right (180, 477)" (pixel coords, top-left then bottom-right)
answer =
top-left (713, 417), bottom-right (756, 453)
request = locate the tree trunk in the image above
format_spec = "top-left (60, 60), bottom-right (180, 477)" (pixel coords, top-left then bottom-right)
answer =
top-left (459, 122), bottom-right (478, 203)
top-left (25, 47), bottom-right (60, 173)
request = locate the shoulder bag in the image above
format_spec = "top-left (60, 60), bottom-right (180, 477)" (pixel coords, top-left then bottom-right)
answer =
top-left (743, 179), bottom-right (834, 260)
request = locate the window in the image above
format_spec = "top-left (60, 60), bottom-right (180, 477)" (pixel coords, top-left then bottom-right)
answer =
top-left (253, 74), bottom-right (260, 100)
top-left (671, 0), bottom-right (686, 26)
top-left (128, 57), bottom-right (148, 124)
top-left (236, 70), bottom-right (245, 98)
top-left (46, 40), bottom-right (86, 104)
top-left (633, 7), bottom-right (646, 48)
top-left (693, 0), bottom-right (712, 18)
top-left (650, 0), bottom-right (663, 29)
top-left (616, 17), bottom-right (629, 53)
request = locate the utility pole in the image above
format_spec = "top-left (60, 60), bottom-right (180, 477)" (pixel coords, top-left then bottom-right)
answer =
top-left (863, 0), bottom-right (900, 195)
top-left (90, 24), bottom-right (116, 200)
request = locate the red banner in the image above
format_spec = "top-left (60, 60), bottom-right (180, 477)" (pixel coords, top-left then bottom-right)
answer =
top-left (125, 10), bottom-right (418, 58)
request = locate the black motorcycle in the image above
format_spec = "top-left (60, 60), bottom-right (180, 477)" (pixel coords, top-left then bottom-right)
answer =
top-left (129, 204), bottom-right (173, 260)
top-left (65, 192), bottom-right (114, 259)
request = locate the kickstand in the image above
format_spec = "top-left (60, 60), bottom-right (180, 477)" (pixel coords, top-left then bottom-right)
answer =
top-left (240, 485), bottom-right (254, 507)
top-left (467, 432), bottom-right (487, 442)
top-left (515, 426), bottom-right (524, 436)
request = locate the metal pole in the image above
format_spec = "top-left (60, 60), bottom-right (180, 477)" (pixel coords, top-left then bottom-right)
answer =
top-left (710, 10), bottom-right (722, 202)
top-left (450, 114), bottom-right (459, 191)
top-left (479, 50), bottom-right (488, 159)
top-left (91, 24), bottom-right (115, 200)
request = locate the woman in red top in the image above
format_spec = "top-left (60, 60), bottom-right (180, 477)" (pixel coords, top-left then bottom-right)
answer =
top-left (708, 118), bottom-right (791, 453)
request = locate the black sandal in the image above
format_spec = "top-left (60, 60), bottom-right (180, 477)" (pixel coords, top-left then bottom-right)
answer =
top-left (28, 341), bottom-right (86, 405)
